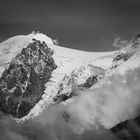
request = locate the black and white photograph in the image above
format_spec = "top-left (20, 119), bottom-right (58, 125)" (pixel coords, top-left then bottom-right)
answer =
top-left (0, 0), bottom-right (140, 140)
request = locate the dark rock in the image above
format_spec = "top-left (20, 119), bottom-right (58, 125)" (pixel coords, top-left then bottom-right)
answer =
top-left (113, 53), bottom-right (132, 62)
top-left (112, 52), bottom-right (134, 68)
top-left (81, 76), bottom-right (98, 88)
top-left (53, 93), bottom-right (72, 103)
top-left (0, 39), bottom-right (57, 118)
top-left (111, 116), bottom-right (140, 140)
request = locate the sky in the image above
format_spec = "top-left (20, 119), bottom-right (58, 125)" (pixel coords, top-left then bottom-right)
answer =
top-left (0, 0), bottom-right (140, 51)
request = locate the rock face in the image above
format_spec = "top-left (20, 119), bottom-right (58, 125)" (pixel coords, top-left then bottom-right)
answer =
top-left (0, 39), bottom-right (57, 118)
top-left (112, 51), bottom-right (134, 68)
top-left (111, 116), bottom-right (140, 140)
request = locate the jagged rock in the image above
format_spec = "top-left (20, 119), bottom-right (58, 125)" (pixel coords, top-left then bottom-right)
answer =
top-left (0, 39), bottom-right (57, 118)
top-left (112, 52), bottom-right (134, 68)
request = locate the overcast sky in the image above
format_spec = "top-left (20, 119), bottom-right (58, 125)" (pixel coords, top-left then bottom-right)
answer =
top-left (0, 0), bottom-right (140, 51)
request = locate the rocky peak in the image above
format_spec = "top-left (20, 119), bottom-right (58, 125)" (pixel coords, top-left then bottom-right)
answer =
top-left (0, 39), bottom-right (57, 118)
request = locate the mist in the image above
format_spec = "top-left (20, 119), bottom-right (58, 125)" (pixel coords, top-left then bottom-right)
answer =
top-left (1, 66), bottom-right (140, 140)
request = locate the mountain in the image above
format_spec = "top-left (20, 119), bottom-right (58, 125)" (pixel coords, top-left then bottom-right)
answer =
top-left (0, 32), bottom-right (115, 118)
top-left (0, 32), bottom-right (140, 139)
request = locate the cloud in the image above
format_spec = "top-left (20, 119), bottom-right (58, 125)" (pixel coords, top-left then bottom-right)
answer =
top-left (65, 67), bottom-right (140, 130)
top-left (0, 106), bottom-right (118, 140)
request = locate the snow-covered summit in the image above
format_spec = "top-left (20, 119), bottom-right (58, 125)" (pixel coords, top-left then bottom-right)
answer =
top-left (0, 32), bottom-right (139, 120)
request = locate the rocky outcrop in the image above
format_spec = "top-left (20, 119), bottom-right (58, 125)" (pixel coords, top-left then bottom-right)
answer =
top-left (111, 116), bottom-right (140, 140)
top-left (112, 52), bottom-right (134, 68)
top-left (0, 39), bottom-right (57, 118)
top-left (53, 65), bottom-right (105, 103)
